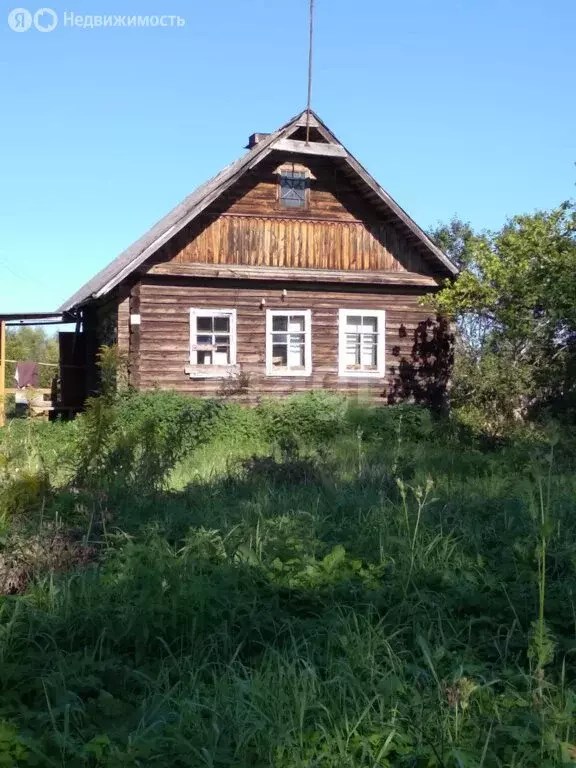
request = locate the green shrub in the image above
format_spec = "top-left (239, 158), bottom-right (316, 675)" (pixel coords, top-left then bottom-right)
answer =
top-left (210, 402), bottom-right (265, 446)
top-left (2, 390), bottom-right (576, 765)
top-left (0, 722), bottom-right (28, 766)
top-left (0, 419), bottom-right (77, 479)
top-left (259, 391), bottom-right (349, 446)
top-left (74, 390), bottom-right (224, 492)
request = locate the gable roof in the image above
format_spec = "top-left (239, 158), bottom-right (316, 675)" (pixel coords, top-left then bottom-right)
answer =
top-left (59, 109), bottom-right (457, 312)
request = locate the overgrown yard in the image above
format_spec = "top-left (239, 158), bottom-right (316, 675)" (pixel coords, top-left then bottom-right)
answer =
top-left (0, 391), bottom-right (575, 766)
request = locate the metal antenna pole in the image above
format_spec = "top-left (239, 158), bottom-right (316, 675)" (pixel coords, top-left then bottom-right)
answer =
top-left (306, 0), bottom-right (315, 144)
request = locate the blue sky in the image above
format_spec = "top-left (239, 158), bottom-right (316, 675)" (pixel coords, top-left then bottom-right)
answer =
top-left (1, 0), bottom-right (575, 314)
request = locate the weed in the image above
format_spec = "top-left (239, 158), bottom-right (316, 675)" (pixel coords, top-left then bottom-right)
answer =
top-left (0, 392), bottom-right (574, 765)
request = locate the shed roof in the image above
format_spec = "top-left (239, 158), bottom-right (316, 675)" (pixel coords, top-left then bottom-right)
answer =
top-left (0, 312), bottom-right (65, 325)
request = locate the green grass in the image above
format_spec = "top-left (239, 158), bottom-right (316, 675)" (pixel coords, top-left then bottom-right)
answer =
top-left (0, 392), bottom-right (575, 766)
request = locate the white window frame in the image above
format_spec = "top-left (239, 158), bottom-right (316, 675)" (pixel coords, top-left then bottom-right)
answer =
top-left (266, 309), bottom-right (312, 377)
top-left (187, 308), bottom-right (237, 379)
top-left (338, 309), bottom-right (386, 378)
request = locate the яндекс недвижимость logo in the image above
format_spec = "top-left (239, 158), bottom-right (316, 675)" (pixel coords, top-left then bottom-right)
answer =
top-left (8, 7), bottom-right (58, 31)
top-left (7, 8), bottom-right (185, 31)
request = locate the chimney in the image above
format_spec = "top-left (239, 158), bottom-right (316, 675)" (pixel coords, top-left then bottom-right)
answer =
top-left (246, 132), bottom-right (269, 149)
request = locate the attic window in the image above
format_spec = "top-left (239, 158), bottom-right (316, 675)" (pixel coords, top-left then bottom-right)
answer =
top-left (279, 168), bottom-right (308, 209)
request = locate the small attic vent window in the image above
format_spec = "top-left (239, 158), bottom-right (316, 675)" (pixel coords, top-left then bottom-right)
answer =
top-left (279, 169), bottom-right (308, 209)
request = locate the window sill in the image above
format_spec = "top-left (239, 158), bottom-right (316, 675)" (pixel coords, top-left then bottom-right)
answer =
top-left (338, 370), bottom-right (385, 379)
top-left (265, 370), bottom-right (312, 378)
top-left (278, 204), bottom-right (309, 212)
top-left (185, 364), bottom-right (239, 380)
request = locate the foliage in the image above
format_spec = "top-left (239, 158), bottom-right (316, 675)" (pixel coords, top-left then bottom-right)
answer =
top-left (430, 202), bottom-right (576, 431)
top-left (74, 389), bottom-right (224, 493)
top-left (4, 326), bottom-right (59, 389)
top-left (0, 392), bottom-right (575, 764)
top-left (96, 344), bottom-right (129, 397)
top-left (0, 722), bottom-right (28, 766)
top-left (258, 390), bottom-right (350, 447)
top-left (347, 400), bottom-right (436, 442)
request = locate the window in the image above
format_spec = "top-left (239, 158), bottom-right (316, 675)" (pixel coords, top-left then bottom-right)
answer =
top-left (188, 309), bottom-right (237, 378)
top-left (266, 310), bottom-right (312, 376)
top-left (338, 309), bottom-right (386, 377)
top-left (279, 169), bottom-right (308, 208)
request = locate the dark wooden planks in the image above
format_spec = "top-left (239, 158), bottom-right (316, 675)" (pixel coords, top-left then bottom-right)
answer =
top-left (134, 279), bottom-right (441, 402)
top-left (169, 215), bottom-right (429, 274)
top-left (117, 296), bottom-right (130, 356)
top-left (158, 154), bottom-right (432, 276)
top-left (129, 284), bottom-right (141, 388)
top-left (149, 262), bottom-right (439, 287)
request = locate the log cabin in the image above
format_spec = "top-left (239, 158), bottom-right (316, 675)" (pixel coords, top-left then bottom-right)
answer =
top-left (57, 109), bottom-right (458, 407)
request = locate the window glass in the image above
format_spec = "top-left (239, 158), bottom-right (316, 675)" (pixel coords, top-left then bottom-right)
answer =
top-left (197, 316), bottom-right (213, 332)
top-left (280, 171), bottom-right (307, 208)
top-left (273, 315), bottom-right (288, 332)
top-left (214, 316), bottom-right (230, 332)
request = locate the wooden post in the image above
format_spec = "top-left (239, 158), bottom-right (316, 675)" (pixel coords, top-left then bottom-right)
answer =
top-left (0, 319), bottom-right (6, 428)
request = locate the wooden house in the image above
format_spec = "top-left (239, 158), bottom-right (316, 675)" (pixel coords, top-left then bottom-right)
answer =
top-left (58, 110), bottom-right (458, 406)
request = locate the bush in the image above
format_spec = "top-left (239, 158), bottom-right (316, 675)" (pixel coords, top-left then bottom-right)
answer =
top-left (0, 390), bottom-right (576, 764)
top-left (74, 390), bottom-right (224, 492)
top-left (259, 391), bottom-right (349, 446)
top-left (209, 402), bottom-right (266, 447)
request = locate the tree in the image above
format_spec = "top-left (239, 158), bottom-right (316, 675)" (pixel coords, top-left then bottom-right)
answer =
top-left (430, 202), bottom-right (576, 430)
top-left (5, 327), bottom-right (59, 389)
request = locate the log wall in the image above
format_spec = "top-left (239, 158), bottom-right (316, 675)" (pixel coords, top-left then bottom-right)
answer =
top-left (135, 277), bottom-right (452, 405)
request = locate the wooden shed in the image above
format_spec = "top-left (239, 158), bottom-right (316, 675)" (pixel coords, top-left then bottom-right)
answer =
top-left (58, 109), bottom-right (458, 406)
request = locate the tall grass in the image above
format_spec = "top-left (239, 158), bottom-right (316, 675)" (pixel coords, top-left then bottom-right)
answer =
top-left (0, 391), bottom-right (575, 765)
